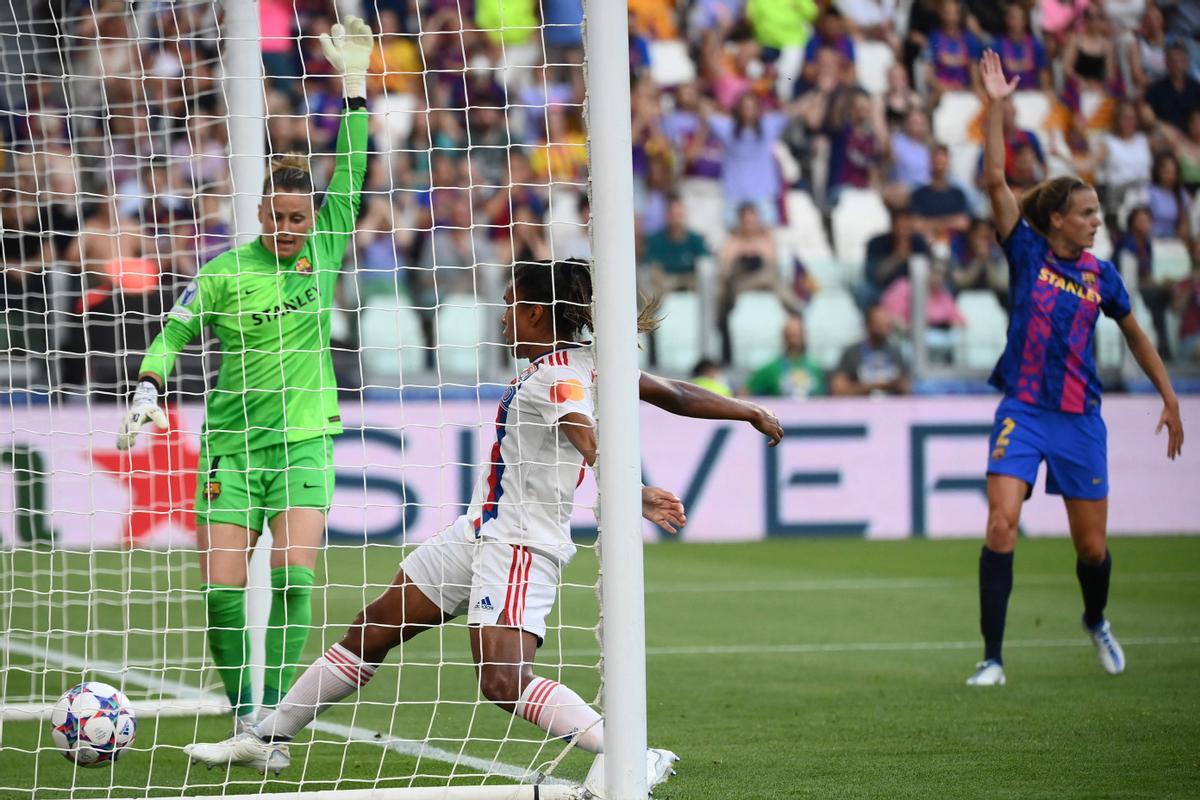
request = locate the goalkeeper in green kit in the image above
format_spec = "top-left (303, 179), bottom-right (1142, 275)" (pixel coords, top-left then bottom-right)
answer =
top-left (116, 17), bottom-right (373, 732)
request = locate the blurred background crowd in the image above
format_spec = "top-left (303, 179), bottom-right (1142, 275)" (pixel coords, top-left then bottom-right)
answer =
top-left (1, 0), bottom-right (1199, 403)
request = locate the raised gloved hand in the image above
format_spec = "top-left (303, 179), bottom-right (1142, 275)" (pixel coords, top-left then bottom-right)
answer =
top-left (319, 15), bottom-right (374, 99)
top-left (116, 379), bottom-right (168, 451)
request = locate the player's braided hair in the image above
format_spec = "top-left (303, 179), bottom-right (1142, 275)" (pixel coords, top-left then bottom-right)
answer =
top-left (263, 152), bottom-right (313, 195)
top-left (512, 259), bottom-right (661, 340)
top-left (1020, 175), bottom-right (1089, 237)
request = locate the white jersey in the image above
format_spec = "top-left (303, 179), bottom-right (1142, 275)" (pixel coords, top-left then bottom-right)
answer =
top-left (467, 343), bottom-right (595, 563)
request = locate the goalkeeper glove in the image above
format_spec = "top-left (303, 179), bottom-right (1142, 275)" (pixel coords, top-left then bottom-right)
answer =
top-left (116, 379), bottom-right (168, 451)
top-left (319, 15), bottom-right (374, 99)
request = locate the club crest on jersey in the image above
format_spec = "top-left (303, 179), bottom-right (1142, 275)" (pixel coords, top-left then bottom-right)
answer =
top-left (1081, 271), bottom-right (1097, 287)
top-left (203, 481), bottom-right (221, 500)
top-left (550, 379), bottom-right (586, 404)
top-left (295, 256), bottom-right (312, 274)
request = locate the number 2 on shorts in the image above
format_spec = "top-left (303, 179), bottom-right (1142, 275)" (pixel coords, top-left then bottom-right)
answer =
top-left (996, 417), bottom-right (1016, 447)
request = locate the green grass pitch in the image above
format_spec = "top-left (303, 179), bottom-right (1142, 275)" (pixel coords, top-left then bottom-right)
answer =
top-left (1, 536), bottom-right (1198, 799)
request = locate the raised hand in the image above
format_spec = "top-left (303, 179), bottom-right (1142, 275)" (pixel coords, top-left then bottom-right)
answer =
top-left (980, 49), bottom-right (1020, 102)
top-left (1156, 401), bottom-right (1184, 460)
top-left (641, 486), bottom-right (687, 534)
top-left (319, 15), bottom-right (374, 98)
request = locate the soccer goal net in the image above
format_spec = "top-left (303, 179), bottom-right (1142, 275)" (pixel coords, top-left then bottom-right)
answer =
top-left (0, 1), bottom-right (646, 797)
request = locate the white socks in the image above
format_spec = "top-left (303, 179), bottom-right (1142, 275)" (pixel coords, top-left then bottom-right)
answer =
top-left (515, 676), bottom-right (604, 753)
top-left (251, 654), bottom-right (600, 751)
top-left (254, 643), bottom-right (376, 741)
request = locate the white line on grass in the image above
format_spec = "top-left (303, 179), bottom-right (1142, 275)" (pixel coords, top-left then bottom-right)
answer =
top-left (556, 635), bottom-right (1200, 658)
top-left (0, 636), bottom-right (569, 786)
top-left (643, 573), bottom-right (1200, 594)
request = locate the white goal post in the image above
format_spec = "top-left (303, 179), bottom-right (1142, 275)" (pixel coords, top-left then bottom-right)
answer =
top-left (0, 0), bottom-right (650, 798)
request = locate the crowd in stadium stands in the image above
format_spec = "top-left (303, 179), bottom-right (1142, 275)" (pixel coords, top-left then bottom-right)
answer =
top-left (1, 0), bottom-right (1200, 399)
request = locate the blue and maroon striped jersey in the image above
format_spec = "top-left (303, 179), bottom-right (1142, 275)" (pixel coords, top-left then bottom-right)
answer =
top-left (989, 220), bottom-right (1131, 415)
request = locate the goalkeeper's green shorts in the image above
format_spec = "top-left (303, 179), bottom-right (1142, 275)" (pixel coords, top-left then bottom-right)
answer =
top-left (195, 436), bottom-right (334, 532)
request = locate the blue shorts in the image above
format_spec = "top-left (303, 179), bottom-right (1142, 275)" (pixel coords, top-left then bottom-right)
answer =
top-left (985, 396), bottom-right (1109, 500)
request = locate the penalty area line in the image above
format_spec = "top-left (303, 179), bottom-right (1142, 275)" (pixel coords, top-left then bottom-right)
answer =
top-left (0, 636), bottom-right (570, 786)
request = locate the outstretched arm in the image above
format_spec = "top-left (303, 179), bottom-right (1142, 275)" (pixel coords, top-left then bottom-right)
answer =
top-left (639, 371), bottom-right (784, 446)
top-left (559, 411), bottom-right (687, 533)
top-left (1118, 314), bottom-right (1183, 459)
top-left (980, 50), bottom-right (1021, 240)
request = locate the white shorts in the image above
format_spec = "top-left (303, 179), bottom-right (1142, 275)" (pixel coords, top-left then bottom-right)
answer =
top-left (399, 516), bottom-right (561, 643)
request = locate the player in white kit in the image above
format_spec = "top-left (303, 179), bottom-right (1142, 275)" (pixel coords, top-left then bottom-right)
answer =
top-left (185, 260), bottom-right (784, 792)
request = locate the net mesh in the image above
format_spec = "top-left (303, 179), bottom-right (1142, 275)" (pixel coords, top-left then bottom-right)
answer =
top-left (0, 0), bottom-right (603, 795)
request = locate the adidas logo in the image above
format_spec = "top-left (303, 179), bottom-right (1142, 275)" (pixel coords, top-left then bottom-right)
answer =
top-left (474, 596), bottom-right (494, 611)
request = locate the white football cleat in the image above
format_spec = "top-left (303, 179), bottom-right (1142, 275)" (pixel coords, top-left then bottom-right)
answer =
top-left (583, 748), bottom-right (679, 797)
top-left (966, 659), bottom-right (1006, 686)
top-left (1085, 618), bottom-right (1126, 675)
top-left (234, 714), bottom-right (257, 735)
top-left (184, 731), bottom-right (290, 775)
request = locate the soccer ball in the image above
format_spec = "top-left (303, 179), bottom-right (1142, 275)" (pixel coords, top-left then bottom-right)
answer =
top-left (49, 682), bottom-right (137, 767)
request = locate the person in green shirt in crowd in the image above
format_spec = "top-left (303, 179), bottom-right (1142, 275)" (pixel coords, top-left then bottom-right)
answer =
top-left (114, 17), bottom-right (374, 732)
top-left (642, 195), bottom-right (711, 295)
top-left (744, 313), bottom-right (827, 398)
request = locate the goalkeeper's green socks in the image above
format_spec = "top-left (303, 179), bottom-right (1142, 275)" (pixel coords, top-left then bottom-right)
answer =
top-left (203, 584), bottom-right (253, 722)
top-left (262, 565), bottom-right (315, 709)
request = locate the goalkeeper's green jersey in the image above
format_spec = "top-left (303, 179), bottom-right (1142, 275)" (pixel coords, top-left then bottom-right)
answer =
top-left (140, 104), bottom-right (367, 457)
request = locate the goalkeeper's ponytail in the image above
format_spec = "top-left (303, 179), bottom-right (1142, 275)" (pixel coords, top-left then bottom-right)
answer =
top-left (512, 258), bottom-right (661, 341)
top-left (264, 152), bottom-right (313, 195)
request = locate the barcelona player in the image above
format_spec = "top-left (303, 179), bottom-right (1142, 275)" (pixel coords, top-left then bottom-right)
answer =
top-left (968, 51), bottom-right (1184, 686)
top-left (116, 19), bottom-right (373, 726)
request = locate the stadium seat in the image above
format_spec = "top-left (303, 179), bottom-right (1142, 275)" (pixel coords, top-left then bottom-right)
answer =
top-left (654, 290), bottom-right (703, 373)
top-left (1151, 238), bottom-right (1191, 283)
top-left (933, 92), bottom-right (981, 146)
top-left (681, 177), bottom-right (726, 248)
top-left (728, 291), bottom-right (788, 369)
top-left (784, 189), bottom-right (834, 264)
top-left (856, 41), bottom-right (894, 96)
top-left (1011, 91), bottom-right (1051, 140)
top-left (948, 142), bottom-right (981, 195)
top-left (359, 298), bottom-right (426, 384)
top-left (649, 40), bottom-right (696, 86)
top-left (804, 288), bottom-right (864, 369)
top-left (956, 290), bottom-right (1009, 370)
top-left (831, 189), bottom-right (890, 281)
top-left (434, 294), bottom-right (493, 377)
